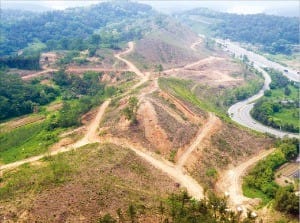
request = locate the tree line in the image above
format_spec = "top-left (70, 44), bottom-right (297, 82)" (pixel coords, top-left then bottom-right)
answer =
top-left (0, 54), bottom-right (40, 70)
top-left (47, 70), bottom-right (117, 129)
top-left (98, 191), bottom-right (258, 223)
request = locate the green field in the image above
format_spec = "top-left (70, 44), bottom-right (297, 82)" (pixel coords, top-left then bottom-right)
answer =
top-left (270, 85), bottom-right (298, 100)
top-left (263, 53), bottom-right (300, 70)
top-left (269, 85), bottom-right (299, 126)
top-left (272, 108), bottom-right (299, 126)
top-left (0, 121), bottom-right (62, 164)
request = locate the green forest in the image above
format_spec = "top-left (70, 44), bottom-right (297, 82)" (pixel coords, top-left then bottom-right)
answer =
top-left (0, 69), bottom-right (116, 123)
top-left (0, 2), bottom-right (156, 56)
top-left (177, 8), bottom-right (298, 55)
top-left (0, 70), bottom-right (59, 120)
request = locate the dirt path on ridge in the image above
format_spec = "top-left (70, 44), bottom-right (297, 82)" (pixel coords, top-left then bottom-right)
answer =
top-left (176, 113), bottom-right (218, 168)
top-left (114, 42), bottom-right (144, 77)
top-left (22, 69), bottom-right (57, 80)
top-left (0, 41), bottom-right (144, 172)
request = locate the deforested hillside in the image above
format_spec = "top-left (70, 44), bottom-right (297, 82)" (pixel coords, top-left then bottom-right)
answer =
top-left (1, 1), bottom-right (299, 223)
top-left (124, 17), bottom-right (206, 70)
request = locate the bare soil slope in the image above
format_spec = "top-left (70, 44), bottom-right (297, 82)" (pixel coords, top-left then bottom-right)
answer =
top-left (125, 19), bottom-right (207, 71)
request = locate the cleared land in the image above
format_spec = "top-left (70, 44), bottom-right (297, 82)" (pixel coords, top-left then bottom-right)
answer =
top-left (0, 39), bottom-right (276, 222)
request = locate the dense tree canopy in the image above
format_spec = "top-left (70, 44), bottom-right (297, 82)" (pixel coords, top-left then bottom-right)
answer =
top-left (177, 8), bottom-right (298, 55)
top-left (0, 2), bottom-right (154, 56)
top-left (0, 71), bottom-right (59, 120)
top-left (0, 54), bottom-right (40, 70)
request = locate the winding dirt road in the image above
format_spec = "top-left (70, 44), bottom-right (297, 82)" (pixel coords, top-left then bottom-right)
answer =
top-left (190, 39), bottom-right (203, 51)
top-left (0, 100), bottom-right (110, 172)
top-left (2, 41), bottom-right (206, 202)
top-left (114, 42), bottom-right (144, 77)
top-left (21, 42), bottom-right (137, 81)
top-left (217, 148), bottom-right (276, 209)
top-left (3, 40), bottom-right (277, 217)
top-left (22, 69), bottom-right (57, 80)
top-left (1, 41), bottom-right (145, 172)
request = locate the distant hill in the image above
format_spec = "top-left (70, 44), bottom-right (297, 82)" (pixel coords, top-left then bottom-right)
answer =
top-left (176, 8), bottom-right (299, 55)
top-left (0, 2), bottom-right (156, 56)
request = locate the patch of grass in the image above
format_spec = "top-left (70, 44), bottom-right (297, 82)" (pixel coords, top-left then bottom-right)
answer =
top-left (242, 182), bottom-right (271, 206)
top-left (263, 52), bottom-right (300, 69)
top-left (158, 77), bottom-right (230, 121)
top-left (0, 121), bottom-right (62, 164)
top-left (169, 150), bottom-right (177, 162)
top-left (272, 108), bottom-right (299, 126)
top-left (205, 168), bottom-right (217, 178)
top-left (252, 76), bottom-right (299, 132)
top-left (0, 143), bottom-right (179, 222)
top-left (242, 139), bottom-right (299, 207)
top-left (0, 152), bottom-right (74, 201)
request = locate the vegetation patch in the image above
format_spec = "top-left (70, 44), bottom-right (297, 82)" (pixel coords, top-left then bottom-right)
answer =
top-left (0, 121), bottom-right (61, 164)
top-left (98, 191), bottom-right (258, 223)
top-left (192, 62), bottom-right (264, 113)
top-left (0, 70), bottom-right (59, 121)
top-left (243, 138), bottom-right (299, 215)
top-left (0, 152), bottom-right (74, 200)
top-left (159, 77), bottom-right (210, 116)
top-left (190, 122), bottom-right (273, 189)
top-left (251, 68), bottom-right (299, 133)
top-left (177, 8), bottom-right (298, 55)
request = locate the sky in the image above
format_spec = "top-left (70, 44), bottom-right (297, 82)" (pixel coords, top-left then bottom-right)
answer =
top-left (1, 0), bottom-right (299, 17)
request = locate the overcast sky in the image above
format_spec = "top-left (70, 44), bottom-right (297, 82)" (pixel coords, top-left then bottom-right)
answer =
top-left (2, 1), bottom-right (299, 17)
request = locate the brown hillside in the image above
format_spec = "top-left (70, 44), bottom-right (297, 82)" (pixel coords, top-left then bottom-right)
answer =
top-left (0, 144), bottom-right (179, 222)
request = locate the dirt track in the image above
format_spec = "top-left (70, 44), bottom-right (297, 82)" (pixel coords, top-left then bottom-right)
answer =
top-left (190, 39), bottom-right (203, 51)
top-left (114, 42), bottom-right (144, 77)
top-left (216, 148), bottom-right (276, 208)
top-left (22, 69), bottom-right (57, 80)
top-left (176, 113), bottom-right (218, 168)
top-left (0, 100), bottom-right (110, 172)
top-left (1, 42), bottom-right (144, 172)
top-left (105, 137), bottom-right (204, 200)
top-left (2, 41), bottom-right (206, 199)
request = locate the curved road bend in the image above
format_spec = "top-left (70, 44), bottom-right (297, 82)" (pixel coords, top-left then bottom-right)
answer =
top-left (215, 38), bottom-right (300, 82)
top-left (216, 39), bottom-right (299, 138)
